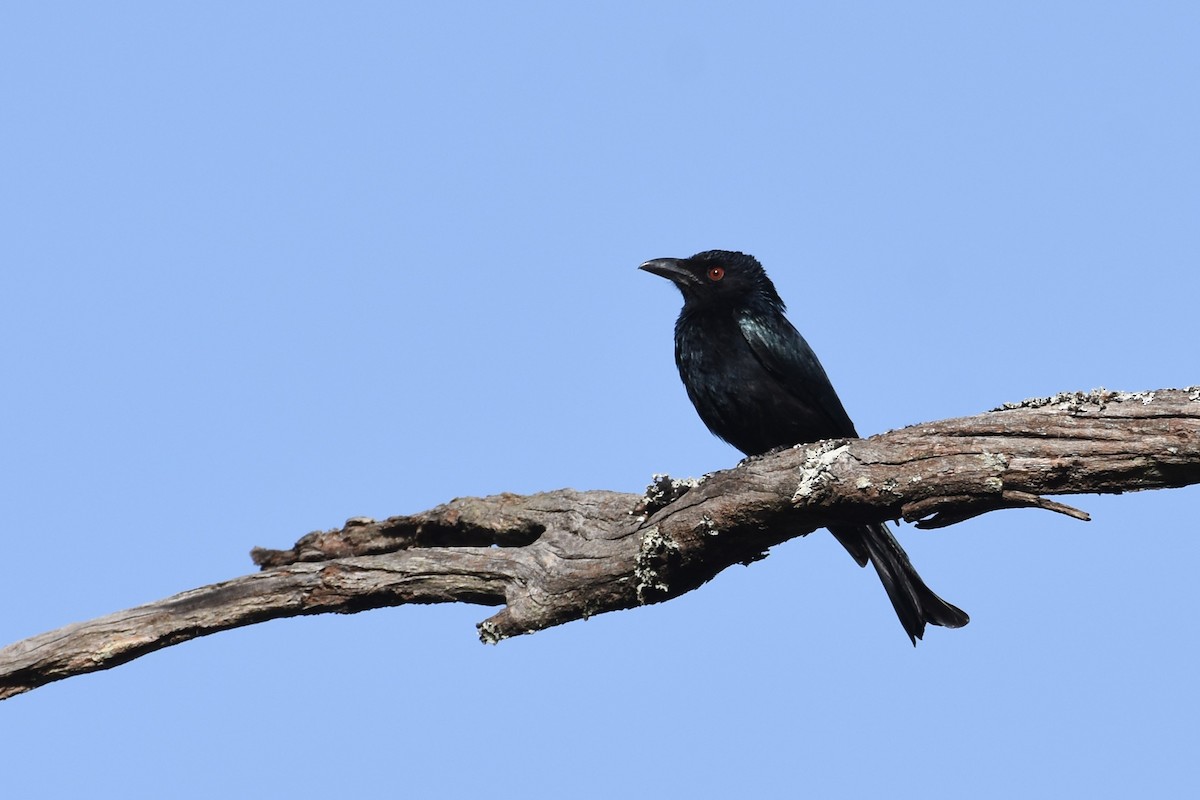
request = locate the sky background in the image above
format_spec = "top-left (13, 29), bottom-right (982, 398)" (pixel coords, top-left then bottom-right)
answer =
top-left (2, 3), bottom-right (1198, 798)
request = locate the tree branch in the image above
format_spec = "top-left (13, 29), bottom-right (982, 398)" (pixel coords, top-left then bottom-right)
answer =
top-left (3, 387), bottom-right (1197, 700)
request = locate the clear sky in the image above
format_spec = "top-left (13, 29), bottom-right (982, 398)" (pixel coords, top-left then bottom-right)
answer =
top-left (3, 3), bottom-right (1198, 798)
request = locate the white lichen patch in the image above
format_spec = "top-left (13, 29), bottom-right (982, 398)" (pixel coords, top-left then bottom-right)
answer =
top-left (1035, 390), bottom-right (1095, 414)
top-left (994, 387), bottom-right (1157, 415)
top-left (634, 473), bottom-right (704, 518)
top-left (695, 514), bottom-right (720, 536)
top-left (983, 477), bottom-right (1004, 493)
top-left (994, 391), bottom-right (1088, 412)
top-left (981, 451), bottom-right (1010, 469)
top-left (855, 476), bottom-right (873, 490)
top-left (635, 526), bottom-right (679, 604)
top-left (1112, 390), bottom-right (1156, 405)
top-left (477, 620), bottom-right (506, 645)
top-left (793, 441), bottom-right (851, 504)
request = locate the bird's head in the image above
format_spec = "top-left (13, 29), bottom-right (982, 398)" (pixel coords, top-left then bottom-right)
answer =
top-left (639, 250), bottom-right (784, 312)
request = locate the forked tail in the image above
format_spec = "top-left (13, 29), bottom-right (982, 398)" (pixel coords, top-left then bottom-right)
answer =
top-left (829, 523), bottom-right (969, 645)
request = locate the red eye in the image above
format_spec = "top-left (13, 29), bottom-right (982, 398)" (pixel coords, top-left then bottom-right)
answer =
top-left (707, 267), bottom-right (725, 281)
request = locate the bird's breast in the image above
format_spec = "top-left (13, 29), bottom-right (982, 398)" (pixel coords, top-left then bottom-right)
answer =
top-left (673, 312), bottom-right (845, 455)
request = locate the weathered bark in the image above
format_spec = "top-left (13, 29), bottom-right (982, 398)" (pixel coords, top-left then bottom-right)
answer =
top-left (2, 388), bottom-right (1197, 700)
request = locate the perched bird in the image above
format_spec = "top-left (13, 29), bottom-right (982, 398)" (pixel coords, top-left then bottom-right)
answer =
top-left (640, 249), bottom-right (968, 644)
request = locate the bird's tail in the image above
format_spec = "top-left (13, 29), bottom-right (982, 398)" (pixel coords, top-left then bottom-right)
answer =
top-left (828, 523), bottom-right (969, 645)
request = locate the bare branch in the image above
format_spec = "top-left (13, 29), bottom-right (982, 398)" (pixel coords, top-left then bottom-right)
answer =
top-left (2, 387), bottom-right (1197, 700)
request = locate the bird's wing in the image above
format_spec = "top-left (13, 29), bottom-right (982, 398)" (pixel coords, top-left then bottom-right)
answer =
top-left (737, 311), bottom-right (860, 438)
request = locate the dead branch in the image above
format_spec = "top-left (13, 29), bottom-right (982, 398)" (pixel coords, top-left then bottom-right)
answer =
top-left (2, 387), bottom-right (1197, 700)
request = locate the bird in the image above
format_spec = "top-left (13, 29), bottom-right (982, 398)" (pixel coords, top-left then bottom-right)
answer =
top-left (640, 249), bottom-right (968, 644)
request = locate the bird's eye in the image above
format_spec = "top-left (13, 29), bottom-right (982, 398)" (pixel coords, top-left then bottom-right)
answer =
top-left (707, 267), bottom-right (725, 282)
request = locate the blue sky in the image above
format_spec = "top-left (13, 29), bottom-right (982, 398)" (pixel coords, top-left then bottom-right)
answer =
top-left (2, 3), bottom-right (1198, 797)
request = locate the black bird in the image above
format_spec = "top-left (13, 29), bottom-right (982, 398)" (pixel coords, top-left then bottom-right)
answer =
top-left (640, 249), bottom-right (968, 644)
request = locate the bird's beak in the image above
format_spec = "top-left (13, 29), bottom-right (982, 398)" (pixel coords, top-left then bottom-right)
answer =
top-left (639, 258), bottom-right (697, 286)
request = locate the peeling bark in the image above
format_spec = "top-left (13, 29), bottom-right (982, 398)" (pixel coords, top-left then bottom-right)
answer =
top-left (2, 387), bottom-right (1197, 700)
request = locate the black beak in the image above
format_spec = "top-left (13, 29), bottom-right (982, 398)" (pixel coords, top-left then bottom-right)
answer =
top-left (639, 257), bottom-right (697, 287)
